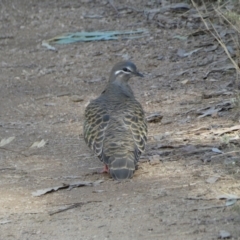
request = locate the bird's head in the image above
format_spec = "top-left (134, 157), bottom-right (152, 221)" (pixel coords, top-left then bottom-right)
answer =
top-left (109, 61), bottom-right (143, 83)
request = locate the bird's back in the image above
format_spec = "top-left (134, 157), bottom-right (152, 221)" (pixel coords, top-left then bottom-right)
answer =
top-left (84, 84), bottom-right (147, 180)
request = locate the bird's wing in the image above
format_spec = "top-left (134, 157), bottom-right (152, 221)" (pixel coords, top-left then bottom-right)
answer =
top-left (83, 101), bottom-right (110, 159)
top-left (123, 102), bottom-right (147, 158)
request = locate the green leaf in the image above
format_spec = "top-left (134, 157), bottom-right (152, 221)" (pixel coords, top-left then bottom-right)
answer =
top-left (42, 29), bottom-right (149, 48)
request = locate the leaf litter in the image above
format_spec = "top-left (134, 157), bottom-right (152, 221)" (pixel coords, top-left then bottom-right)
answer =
top-left (196, 101), bottom-right (232, 118)
top-left (203, 64), bottom-right (236, 79)
top-left (32, 180), bottom-right (104, 197)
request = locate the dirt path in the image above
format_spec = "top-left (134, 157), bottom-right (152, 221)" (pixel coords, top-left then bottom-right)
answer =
top-left (0, 1), bottom-right (240, 239)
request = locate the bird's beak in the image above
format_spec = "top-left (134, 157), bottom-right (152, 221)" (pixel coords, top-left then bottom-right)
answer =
top-left (134, 71), bottom-right (144, 77)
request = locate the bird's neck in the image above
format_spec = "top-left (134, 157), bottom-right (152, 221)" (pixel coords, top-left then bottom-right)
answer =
top-left (105, 79), bottom-right (134, 98)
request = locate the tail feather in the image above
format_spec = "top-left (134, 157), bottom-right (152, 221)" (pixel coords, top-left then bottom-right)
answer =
top-left (110, 168), bottom-right (134, 180)
top-left (108, 156), bottom-right (135, 180)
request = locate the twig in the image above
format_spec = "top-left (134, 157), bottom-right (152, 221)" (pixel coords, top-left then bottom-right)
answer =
top-left (185, 197), bottom-right (215, 201)
top-left (12, 107), bottom-right (25, 115)
top-left (211, 150), bottom-right (240, 159)
top-left (35, 94), bottom-right (53, 100)
top-left (0, 64), bottom-right (37, 69)
top-left (214, 8), bottom-right (240, 34)
top-left (190, 205), bottom-right (226, 211)
top-left (107, 0), bottom-right (119, 16)
top-left (0, 167), bottom-right (16, 171)
top-left (48, 201), bottom-right (102, 216)
top-left (0, 147), bottom-right (29, 157)
top-left (56, 92), bottom-right (71, 97)
top-left (0, 35), bottom-right (14, 39)
top-left (120, 6), bottom-right (144, 13)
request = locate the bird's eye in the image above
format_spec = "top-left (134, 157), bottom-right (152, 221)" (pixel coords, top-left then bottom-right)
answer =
top-left (123, 67), bottom-right (131, 72)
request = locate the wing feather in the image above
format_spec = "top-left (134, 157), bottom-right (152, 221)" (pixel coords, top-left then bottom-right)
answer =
top-left (84, 101), bottom-right (110, 159)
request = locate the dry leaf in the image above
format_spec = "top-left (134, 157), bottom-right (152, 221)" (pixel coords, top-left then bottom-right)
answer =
top-left (67, 180), bottom-right (103, 190)
top-left (32, 185), bottom-right (66, 197)
top-left (177, 47), bottom-right (202, 57)
top-left (206, 176), bottom-right (219, 184)
top-left (197, 107), bottom-right (220, 118)
top-left (170, 2), bottom-right (190, 12)
top-left (204, 44), bottom-right (218, 52)
top-left (203, 64), bottom-right (235, 79)
top-left (181, 79), bottom-right (189, 85)
top-left (0, 137), bottom-right (15, 147)
top-left (30, 139), bottom-right (47, 148)
top-left (202, 90), bottom-right (233, 99)
top-left (219, 230), bottom-right (231, 239)
top-left (0, 220), bottom-right (12, 225)
top-left (217, 125), bottom-right (240, 136)
top-left (212, 148), bottom-right (223, 154)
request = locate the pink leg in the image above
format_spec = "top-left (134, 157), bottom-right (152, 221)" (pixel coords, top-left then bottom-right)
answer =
top-left (98, 164), bottom-right (109, 173)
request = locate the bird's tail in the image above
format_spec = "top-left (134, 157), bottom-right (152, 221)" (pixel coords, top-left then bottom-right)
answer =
top-left (108, 154), bottom-right (136, 180)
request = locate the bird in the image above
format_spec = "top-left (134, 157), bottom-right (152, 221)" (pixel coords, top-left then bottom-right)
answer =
top-left (83, 61), bottom-right (147, 180)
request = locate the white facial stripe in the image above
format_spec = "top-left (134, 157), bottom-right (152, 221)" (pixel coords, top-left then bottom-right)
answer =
top-left (114, 70), bottom-right (131, 75)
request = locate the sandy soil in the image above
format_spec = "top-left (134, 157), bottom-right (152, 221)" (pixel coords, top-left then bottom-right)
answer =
top-left (0, 1), bottom-right (240, 239)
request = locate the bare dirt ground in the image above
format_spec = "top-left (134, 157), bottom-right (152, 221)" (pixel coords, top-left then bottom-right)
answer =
top-left (1, 1), bottom-right (240, 239)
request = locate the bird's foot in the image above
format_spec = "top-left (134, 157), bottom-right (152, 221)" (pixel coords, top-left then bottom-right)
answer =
top-left (98, 164), bottom-right (109, 174)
